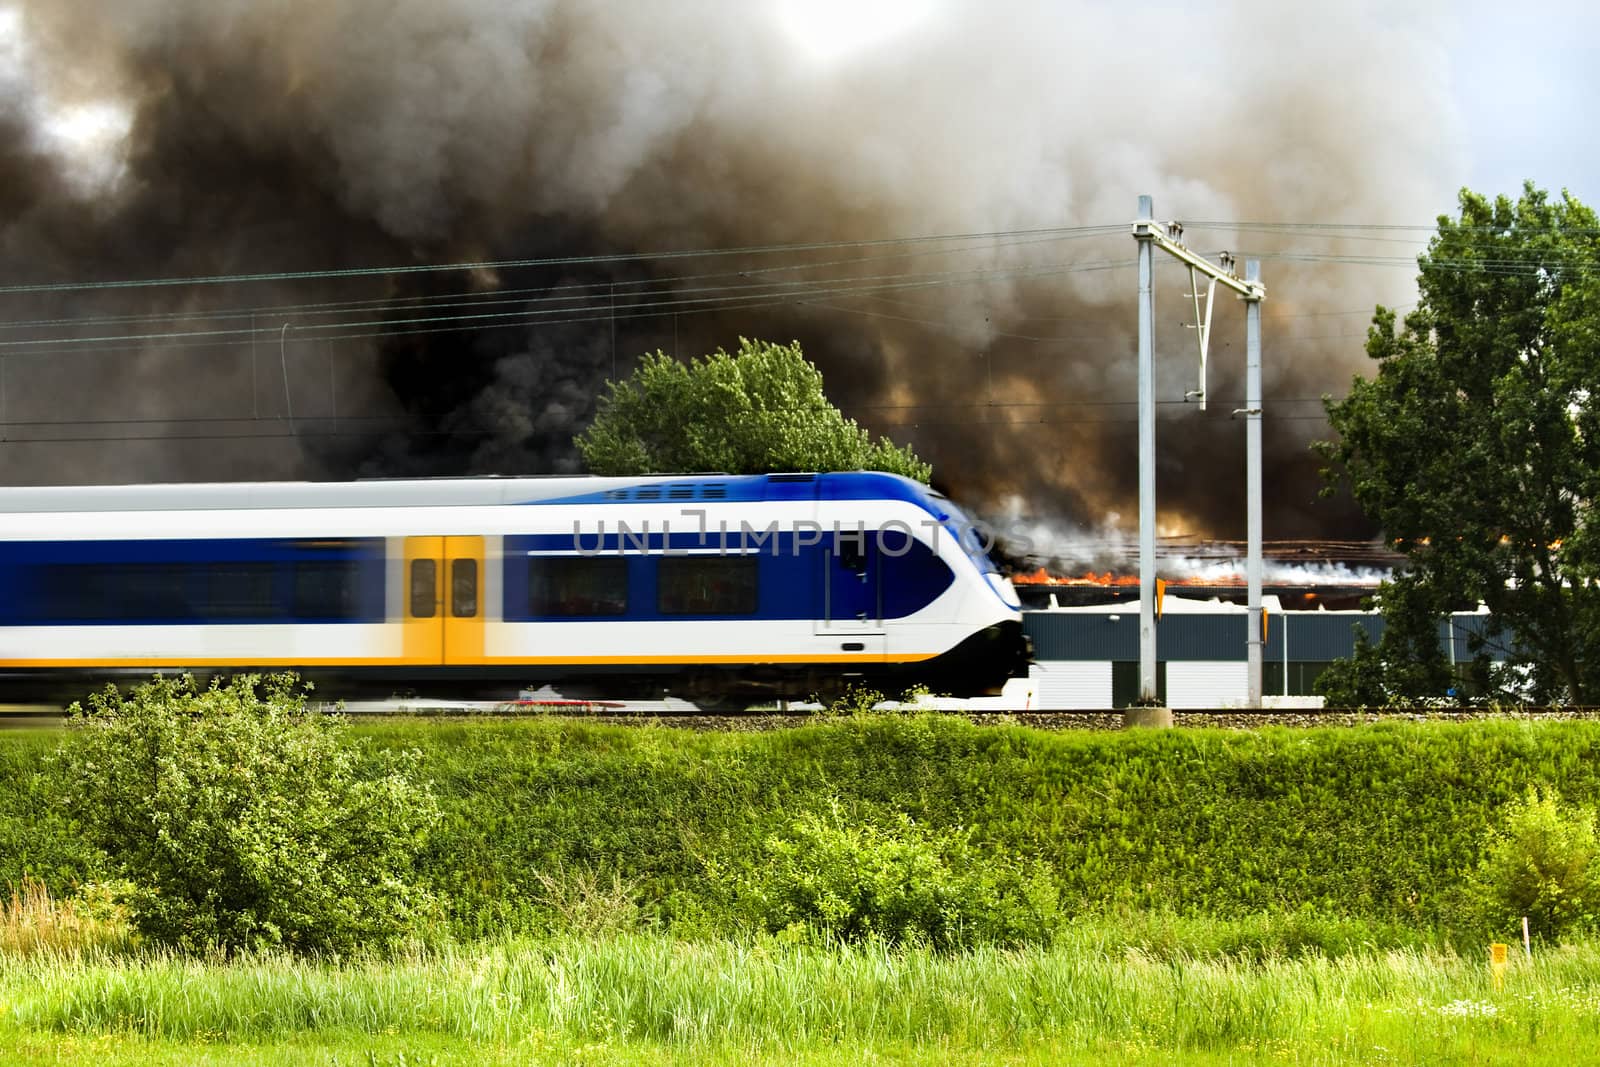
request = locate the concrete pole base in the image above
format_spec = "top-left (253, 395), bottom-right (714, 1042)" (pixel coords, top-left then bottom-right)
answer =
top-left (1122, 706), bottom-right (1174, 729)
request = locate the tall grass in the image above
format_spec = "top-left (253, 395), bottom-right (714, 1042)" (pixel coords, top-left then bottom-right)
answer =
top-left (5, 933), bottom-right (1600, 1060)
top-left (0, 879), bottom-right (133, 958)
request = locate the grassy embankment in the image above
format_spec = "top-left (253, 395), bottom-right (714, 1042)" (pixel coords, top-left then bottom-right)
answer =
top-left (3, 714), bottom-right (1599, 1062)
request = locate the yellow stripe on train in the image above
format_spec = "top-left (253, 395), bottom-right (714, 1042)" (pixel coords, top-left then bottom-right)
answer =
top-left (0, 652), bottom-right (938, 668)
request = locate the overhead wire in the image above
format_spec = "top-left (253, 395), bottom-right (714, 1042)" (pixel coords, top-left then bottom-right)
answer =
top-left (3, 228), bottom-right (1570, 357)
top-left (0, 402), bottom-right (1366, 443)
top-left (0, 255), bottom-right (1142, 356)
top-left (0, 223), bottom-right (1127, 297)
top-left (0, 216), bottom-right (1586, 447)
top-left (0, 226), bottom-right (1111, 334)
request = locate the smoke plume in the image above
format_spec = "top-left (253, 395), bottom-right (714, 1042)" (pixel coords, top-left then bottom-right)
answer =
top-left (0, 1), bottom-right (1464, 545)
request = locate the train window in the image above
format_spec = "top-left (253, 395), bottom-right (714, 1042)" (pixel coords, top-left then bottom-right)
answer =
top-left (293, 560), bottom-right (362, 619)
top-left (126, 565), bottom-right (196, 619)
top-left (410, 559), bottom-right (438, 618)
top-left (16, 541), bottom-right (385, 625)
top-left (527, 556), bottom-right (627, 616)
top-left (876, 539), bottom-right (955, 618)
top-left (34, 565), bottom-right (111, 620)
top-left (451, 558), bottom-right (478, 618)
top-left (29, 566), bottom-right (78, 621)
top-left (36, 563), bottom-right (196, 621)
top-left (202, 564), bottom-right (278, 618)
top-left (657, 556), bottom-right (758, 615)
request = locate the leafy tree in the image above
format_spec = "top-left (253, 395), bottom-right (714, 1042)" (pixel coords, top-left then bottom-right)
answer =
top-left (49, 675), bottom-right (440, 955)
top-left (1317, 184), bottom-right (1600, 704)
top-left (575, 337), bottom-right (931, 482)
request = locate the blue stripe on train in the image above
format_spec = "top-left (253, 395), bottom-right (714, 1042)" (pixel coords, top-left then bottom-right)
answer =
top-left (0, 532), bottom-right (956, 626)
top-left (0, 538), bottom-right (387, 625)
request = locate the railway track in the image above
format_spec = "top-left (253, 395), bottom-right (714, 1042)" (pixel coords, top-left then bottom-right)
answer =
top-left (482, 705), bottom-right (1600, 733)
top-left (7, 701), bottom-right (1599, 730)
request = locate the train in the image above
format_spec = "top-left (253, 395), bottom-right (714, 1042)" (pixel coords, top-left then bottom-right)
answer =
top-left (0, 471), bottom-right (1031, 704)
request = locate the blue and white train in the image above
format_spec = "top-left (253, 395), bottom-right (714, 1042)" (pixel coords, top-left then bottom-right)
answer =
top-left (0, 471), bottom-right (1030, 703)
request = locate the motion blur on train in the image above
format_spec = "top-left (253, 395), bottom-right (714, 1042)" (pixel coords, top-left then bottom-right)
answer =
top-left (0, 472), bottom-right (1029, 704)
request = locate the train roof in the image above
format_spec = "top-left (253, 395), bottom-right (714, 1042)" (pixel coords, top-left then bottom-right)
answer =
top-left (0, 471), bottom-right (935, 514)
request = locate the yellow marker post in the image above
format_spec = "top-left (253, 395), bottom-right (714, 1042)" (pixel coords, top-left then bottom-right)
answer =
top-left (1490, 942), bottom-right (1508, 990)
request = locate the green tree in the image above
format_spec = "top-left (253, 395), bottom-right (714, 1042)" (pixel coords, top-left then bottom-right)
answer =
top-left (575, 337), bottom-right (931, 482)
top-left (1317, 184), bottom-right (1600, 704)
top-left (50, 675), bottom-right (440, 955)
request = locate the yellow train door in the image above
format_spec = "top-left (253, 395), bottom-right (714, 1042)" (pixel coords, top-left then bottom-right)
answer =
top-left (403, 536), bottom-right (444, 665)
top-left (442, 535), bottom-right (486, 664)
top-left (402, 535), bottom-right (486, 665)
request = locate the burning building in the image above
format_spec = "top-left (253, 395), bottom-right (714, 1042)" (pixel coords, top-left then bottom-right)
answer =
top-left (1007, 536), bottom-right (1400, 611)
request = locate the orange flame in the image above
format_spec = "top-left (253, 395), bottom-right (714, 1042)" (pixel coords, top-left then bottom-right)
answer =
top-left (1011, 568), bottom-right (1130, 586)
top-left (1010, 568), bottom-right (1213, 588)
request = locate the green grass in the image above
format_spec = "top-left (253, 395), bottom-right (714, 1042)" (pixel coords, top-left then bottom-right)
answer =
top-left (10, 714), bottom-right (1600, 944)
top-left (0, 1033), bottom-right (1311, 1066)
top-left (3, 933), bottom-right (1599, 1064)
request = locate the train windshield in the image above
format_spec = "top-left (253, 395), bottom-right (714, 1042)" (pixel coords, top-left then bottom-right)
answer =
top-left (928, 492), bottom-right (1000, 575)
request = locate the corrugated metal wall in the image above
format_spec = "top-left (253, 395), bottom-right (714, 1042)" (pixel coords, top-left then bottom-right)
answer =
top-left (1023, 610), bottom-right (1471, 663)
top-left (1023, 612), bottom-right (1138, 661)
top-left (1031, 662), bottom-right (1112, 709)
top-left (1018, 610), bottom-right (1501, 707)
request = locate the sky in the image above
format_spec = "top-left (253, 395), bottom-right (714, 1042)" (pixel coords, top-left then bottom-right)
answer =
top-left (1447, 0), bottom-right (1599, 203)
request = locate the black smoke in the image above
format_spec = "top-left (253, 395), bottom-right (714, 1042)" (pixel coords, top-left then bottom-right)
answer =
top-left (0, 1), bottom-right (1464, 541)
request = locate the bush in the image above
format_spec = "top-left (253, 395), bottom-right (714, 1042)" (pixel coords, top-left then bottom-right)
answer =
top-left (49, 675), bottom-right (440, 956)
top-left (1467, 785), bottom-right (1600, 942)
top-left (727, 799), bottom-right (1058, 949)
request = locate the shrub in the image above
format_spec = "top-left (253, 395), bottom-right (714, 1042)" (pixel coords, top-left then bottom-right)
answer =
top-left (49, 675), bottom-right (441, 956)
top-left (1468, 785), bottom-right (1600, 942)
top-left (529, 864), bottom-right (648, 937)
top-left (812, 684), bottom-right (934, 716)
top-left (727, 799), bottom-right (1058, 949)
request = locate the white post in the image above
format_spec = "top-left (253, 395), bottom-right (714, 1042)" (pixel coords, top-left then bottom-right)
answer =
top-left (1283, 608), bottom-right (1290, 697)
top-left (1245, 259), bottom-right (1263, 707)
top-left (1136, 196), bottom-right (1158, 704)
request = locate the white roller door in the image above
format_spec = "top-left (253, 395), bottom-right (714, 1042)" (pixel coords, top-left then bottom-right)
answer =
top-left (1031, 662), bottom-right (1113, 709)
top-left (1166, 661), bottom-right (1249, 709)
